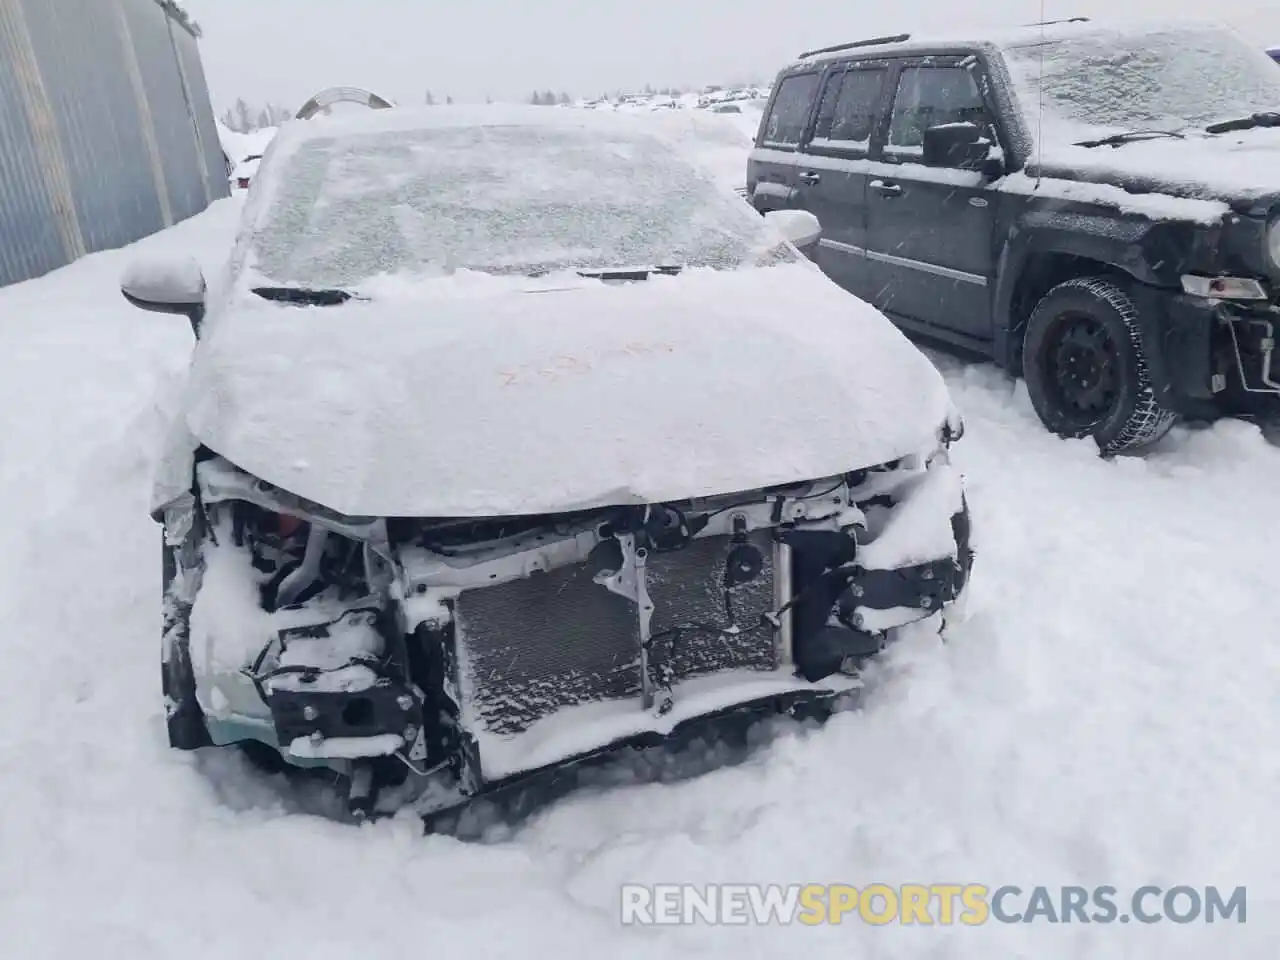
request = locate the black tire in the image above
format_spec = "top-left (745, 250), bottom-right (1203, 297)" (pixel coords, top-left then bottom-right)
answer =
top-left (1022, 276), bottom-right (1177, 453)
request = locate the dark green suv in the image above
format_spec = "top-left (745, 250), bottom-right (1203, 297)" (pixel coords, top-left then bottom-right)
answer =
top-left (750, 19), bottom-right (1280, 452)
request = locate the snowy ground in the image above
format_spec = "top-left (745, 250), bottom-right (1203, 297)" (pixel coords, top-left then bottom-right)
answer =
top-left (2, 191), bottom-right (1278, 958)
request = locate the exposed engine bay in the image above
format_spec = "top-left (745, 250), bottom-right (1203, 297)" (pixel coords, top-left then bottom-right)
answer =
top-left (159, 437), bottom-right (972, 824)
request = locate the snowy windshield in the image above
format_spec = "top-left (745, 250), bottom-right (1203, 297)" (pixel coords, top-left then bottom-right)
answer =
top-left (248, 123), bottom-right (794, 286)
top-left (1001, 26), bottom-right (1280, 145)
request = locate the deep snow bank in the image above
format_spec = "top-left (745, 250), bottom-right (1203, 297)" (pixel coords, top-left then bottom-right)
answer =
top-left (0, 194), bottom-right (1277, 959)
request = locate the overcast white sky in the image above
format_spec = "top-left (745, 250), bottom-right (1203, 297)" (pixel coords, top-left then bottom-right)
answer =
top-left (185, 0), bottom-right (1280, 112)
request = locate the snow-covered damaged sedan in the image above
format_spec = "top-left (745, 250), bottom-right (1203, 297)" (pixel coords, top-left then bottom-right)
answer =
top-left (121, 106), bottom-right (973, 826)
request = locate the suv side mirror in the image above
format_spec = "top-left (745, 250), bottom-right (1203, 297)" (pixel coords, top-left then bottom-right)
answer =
top-left (922, 122), bottom-right (991, 171)
top-left (121, 256), bottom-right (207, 337)
top-left (764, 208), bottom-right (822, 258)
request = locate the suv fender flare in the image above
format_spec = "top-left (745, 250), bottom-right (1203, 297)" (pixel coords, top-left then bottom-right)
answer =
top-left (993, 214), bottom-right (1173, 372)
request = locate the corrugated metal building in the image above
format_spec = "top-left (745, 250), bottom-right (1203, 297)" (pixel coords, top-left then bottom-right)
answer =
top-left (0, 0), bottom-right (229, 288)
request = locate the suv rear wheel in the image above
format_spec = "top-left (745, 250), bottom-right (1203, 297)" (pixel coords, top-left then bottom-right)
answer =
top-left (1022, 276), bottom-right (1177, 453)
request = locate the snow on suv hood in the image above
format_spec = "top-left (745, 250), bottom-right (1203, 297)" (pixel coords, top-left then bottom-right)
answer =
top-left (997, 21), bottom-right (1280, 212)
top-left (1035, 129), bottom-right (1280, 210)
top-left (179, 264), bottom-right (951, 518)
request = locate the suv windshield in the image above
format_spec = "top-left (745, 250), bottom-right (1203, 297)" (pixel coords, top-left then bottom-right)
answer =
top-left (1001, 25), bottom-right (1280, 147)
top-left (247, 123), bottom-right (794, 287)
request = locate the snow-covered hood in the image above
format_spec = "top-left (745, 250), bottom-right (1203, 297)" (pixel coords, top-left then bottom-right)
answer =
top-left (174, 264), bottom-right (952, 518)
top-left (1034, 129), bottom-right (1280, 213)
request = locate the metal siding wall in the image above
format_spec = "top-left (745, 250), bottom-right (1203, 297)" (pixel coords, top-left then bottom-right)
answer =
top-left (171, 24), bottom-right (230, 201)
top-left (120, 0), bottom-right (203, 223)
top-left (0, 0), bottom-right (222, 288)
top-left (19, 0), bottom-right (163, 253)
top-left (0, 4), bottom-right (66, 286)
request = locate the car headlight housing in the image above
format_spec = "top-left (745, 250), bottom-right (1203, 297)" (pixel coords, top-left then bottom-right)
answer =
top-left (1268, 217), bottom-right (1280, 271)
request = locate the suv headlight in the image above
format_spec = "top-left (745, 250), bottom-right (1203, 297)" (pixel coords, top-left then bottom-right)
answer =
top-left (1268, 217), bottom-right (1280, 270)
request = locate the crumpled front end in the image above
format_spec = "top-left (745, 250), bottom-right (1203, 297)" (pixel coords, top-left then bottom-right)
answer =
top-left (159, 430), bottom-right (972, 822)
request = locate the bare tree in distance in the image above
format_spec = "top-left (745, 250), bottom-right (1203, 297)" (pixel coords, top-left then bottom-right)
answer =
top-left (221, 99), bottom-right (294, 132)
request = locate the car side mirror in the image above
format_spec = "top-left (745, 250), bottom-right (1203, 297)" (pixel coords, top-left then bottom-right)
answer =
top-left (764, 208), bottom-right (822, 258)
top-left (121, 256), bottom-right (207, 337)
top-left (922, 122), bottom-right (991, 171)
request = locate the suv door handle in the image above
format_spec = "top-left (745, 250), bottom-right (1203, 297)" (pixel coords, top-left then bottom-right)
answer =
top-left (798, 171), bottom-right (821, 185)
top-left (869, 180), bottom-right (902, 197)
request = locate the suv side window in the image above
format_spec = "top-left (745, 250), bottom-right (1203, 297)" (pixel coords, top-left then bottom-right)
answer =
top-left (886, 65), bottom-right (992, 158)
top-left (760, 73), bottom-right (819, 147)
top-left (811, 66), bottom-right (887, 148)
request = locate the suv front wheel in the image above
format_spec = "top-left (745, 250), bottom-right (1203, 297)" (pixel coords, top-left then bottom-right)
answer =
top-left (1022, 276), bottom-right (1177, 453)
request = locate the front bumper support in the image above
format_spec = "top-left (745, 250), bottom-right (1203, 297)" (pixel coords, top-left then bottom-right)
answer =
top-left (788, 490), bottom-right (973, 681)
top-left (1150, 291), bottom-right (1280, 419)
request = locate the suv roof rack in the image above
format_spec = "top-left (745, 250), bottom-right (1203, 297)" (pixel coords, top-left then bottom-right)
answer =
top-left (798, 33), bottom-right (911, 59)
top-left (1020, 16), bottom-right (1090, 27)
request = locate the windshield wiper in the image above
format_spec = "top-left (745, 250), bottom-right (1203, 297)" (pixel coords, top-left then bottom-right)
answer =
top-left (1072, 130), bottom-right (1185, 148)
top-left (574, 265), bottom-right (683, 281)
top-left (1205, 112), bottom-right (1280, 135)
top-left (251, 286), bottom-right (360, 307)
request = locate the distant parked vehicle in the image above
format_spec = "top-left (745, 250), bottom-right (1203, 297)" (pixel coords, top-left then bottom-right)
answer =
top-left (232, 154), bottom-right (263, 190)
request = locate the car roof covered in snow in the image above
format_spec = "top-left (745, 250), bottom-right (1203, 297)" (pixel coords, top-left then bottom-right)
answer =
top-left (781, 17), bottom-right (1105, 68)
top-left (215, 121), bottom-right (278, 165)
top-left (236, 105), bottom-right (776, 289)
top-left (783, 16), bottom-right (1258, 68)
